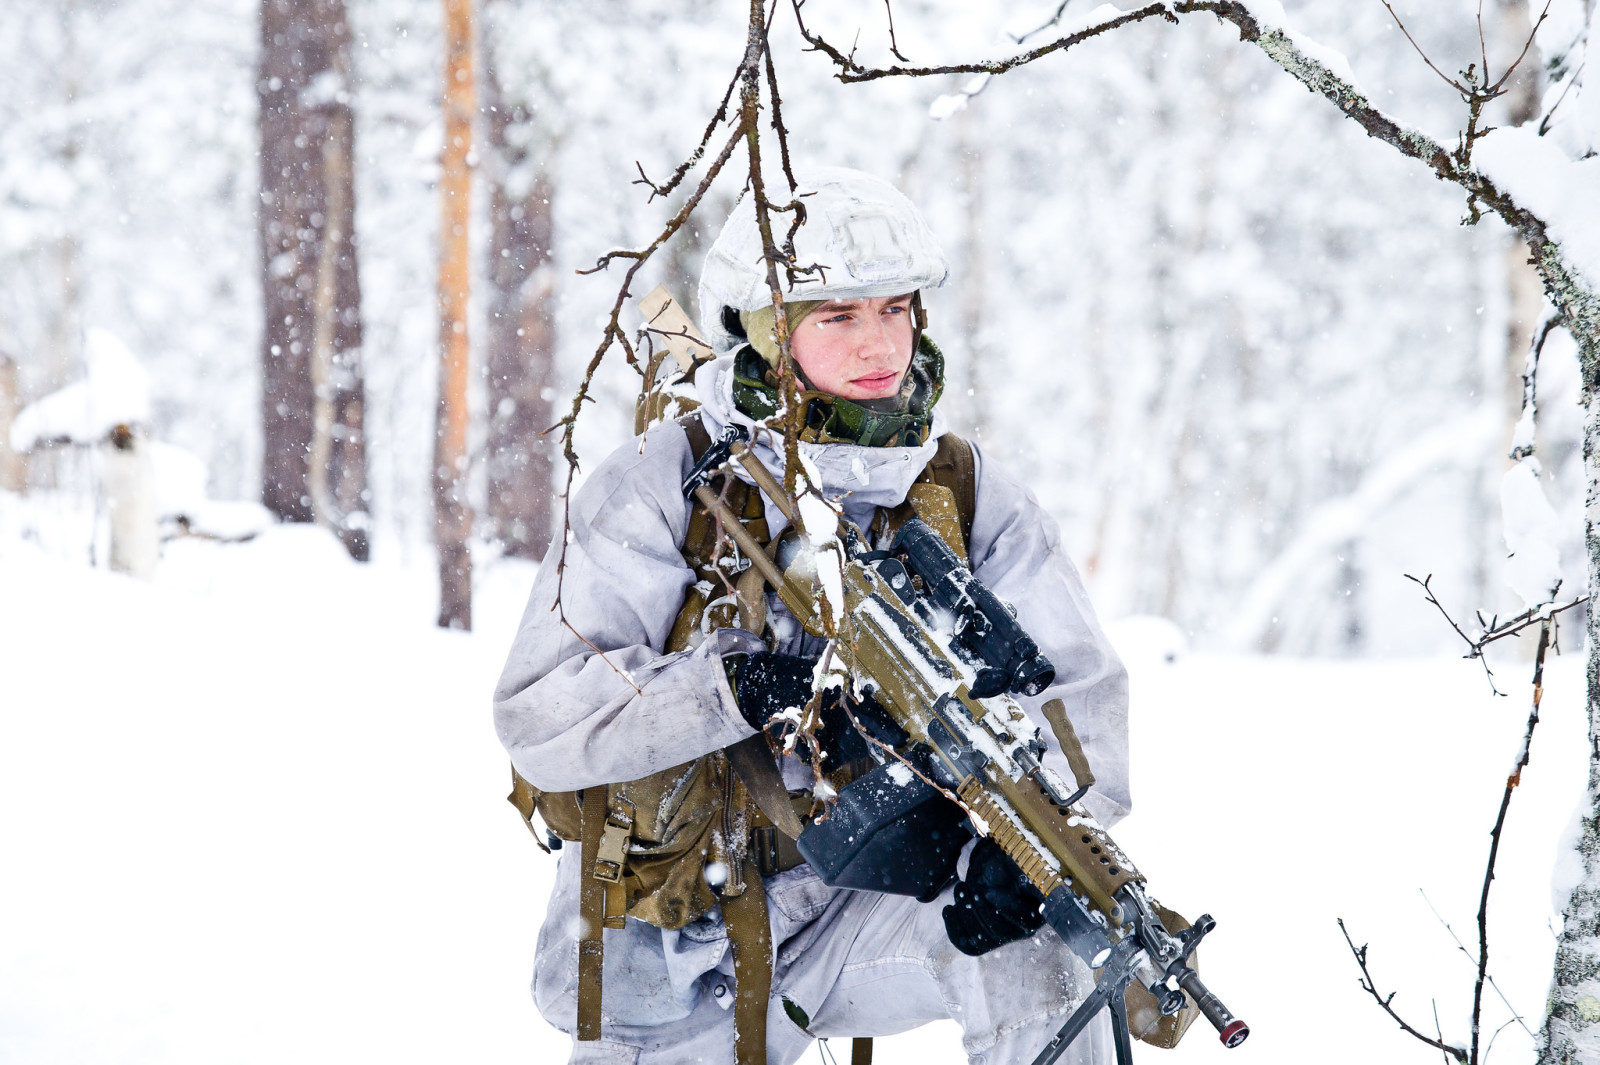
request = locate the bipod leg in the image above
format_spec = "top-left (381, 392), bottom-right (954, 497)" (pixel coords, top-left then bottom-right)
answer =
top-left (1029, 939), bottom-right (1142, 1065)
top-left (1108, 979), bottom-right (1135, 1065)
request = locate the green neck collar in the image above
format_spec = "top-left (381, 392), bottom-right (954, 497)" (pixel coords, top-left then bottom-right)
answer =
top-left (731, 335), bottom-right (946, 449)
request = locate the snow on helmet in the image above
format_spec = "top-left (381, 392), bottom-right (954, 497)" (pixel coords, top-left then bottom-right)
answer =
top-left (697, 166), bottom-right (949, 354)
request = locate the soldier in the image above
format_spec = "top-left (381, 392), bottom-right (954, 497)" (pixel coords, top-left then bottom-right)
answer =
top-left (495, 167), bottom-right (1130, 1064)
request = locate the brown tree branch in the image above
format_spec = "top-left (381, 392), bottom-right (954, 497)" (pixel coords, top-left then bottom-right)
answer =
top-left (1472, 618), bottom-right (1551, 1062)
top-left (882, 0), bottom-right (910, 63)
top-left (793, 0), bottom-right (1177, 81)
top-left (1380, 0), bottom-right (1473, 95)
top-left (790, 0), bottom-right (1600, 383)
top-left (632, 64), bottom-right (745, 202)
top-left (1339, 918), bottom-right (1470, 1063)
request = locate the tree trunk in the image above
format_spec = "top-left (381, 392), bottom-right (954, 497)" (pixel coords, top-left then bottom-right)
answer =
top-left (1546, 371), bottom-right (1600, 1061)
top-left (434, 0), bottom-right (476, 630)
top-left (953, 99), bottom-right (990, 440)
top-left (258, 0), bottom-right (369, 559)
top-left (0, 352), bottom-right (24, 492)
top-left (481, 39), bottom-right (557, 562)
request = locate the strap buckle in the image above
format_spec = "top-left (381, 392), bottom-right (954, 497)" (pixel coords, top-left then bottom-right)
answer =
top-left (593, 802), bottom-right (634, 883)
top-left (682, 423), bottom-right (747, 498)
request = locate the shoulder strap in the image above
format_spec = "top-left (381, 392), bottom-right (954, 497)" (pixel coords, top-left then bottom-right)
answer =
top-left (679, 409), bottom-right (713, 461)
top-left (925, 433), bottom-right (976, 555)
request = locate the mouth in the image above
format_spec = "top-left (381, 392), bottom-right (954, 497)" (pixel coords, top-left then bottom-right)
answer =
top-left (853, 371), bottom-right (900, 391)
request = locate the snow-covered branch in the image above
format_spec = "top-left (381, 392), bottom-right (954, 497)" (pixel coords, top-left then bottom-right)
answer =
top-left (796, 0), bottom-right (1600, 377)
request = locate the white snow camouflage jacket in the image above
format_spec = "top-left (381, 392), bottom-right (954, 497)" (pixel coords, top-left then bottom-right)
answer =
top-left (493, 353), bottom-right (1131, 828)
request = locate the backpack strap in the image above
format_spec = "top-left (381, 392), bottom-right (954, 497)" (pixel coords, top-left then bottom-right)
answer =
top-left (576, 786), bottom-right (610, 1041)
top-left (878, 432), bottom-right (977, 563)
top-left (925, 432), bottom-right (976, 554)
top-left (722, 864), bottom-right (774, 1065)
top-left (680, 408), bottom-right (713, 460)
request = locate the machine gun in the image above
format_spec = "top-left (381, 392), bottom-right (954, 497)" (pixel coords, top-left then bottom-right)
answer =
top-left (684, 425), bottom-right (1248, 1065)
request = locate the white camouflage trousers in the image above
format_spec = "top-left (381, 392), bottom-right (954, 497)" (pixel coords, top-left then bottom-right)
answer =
top-left (533, 851), bottom-right (1112, 1065)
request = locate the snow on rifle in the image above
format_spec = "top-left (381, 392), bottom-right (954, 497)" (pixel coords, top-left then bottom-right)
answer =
top-left (683, 423), bottom-right (1249, 1064)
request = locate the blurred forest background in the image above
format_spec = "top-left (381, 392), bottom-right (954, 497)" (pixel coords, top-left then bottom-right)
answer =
top-left (0, 0), bottom-right (1585, 655)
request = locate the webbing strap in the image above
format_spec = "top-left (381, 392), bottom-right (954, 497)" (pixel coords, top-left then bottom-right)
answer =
top-left (576, 786), bottom-right (609, 1041)
top-left (927, 433), bottom-right (976, 554)
top-left (722, 860), bottom-right (773, 1065)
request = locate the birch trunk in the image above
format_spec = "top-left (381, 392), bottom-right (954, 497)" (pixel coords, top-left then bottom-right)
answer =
top-left (258, 0), bottom-right (368, 556)
top-left (481, 41), bottom-right (557, 562)
top-left (1545, 379), bottom-right (1600, 1060)
top-left (434, 0), bottom-right (476, 630)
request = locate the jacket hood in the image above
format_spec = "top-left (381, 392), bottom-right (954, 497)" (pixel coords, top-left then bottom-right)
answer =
top-left (692, 353), bottom-right (946, 532)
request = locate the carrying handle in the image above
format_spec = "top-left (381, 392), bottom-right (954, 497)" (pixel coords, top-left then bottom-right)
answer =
top-left (1041, 698), bottom-right (1096, 798)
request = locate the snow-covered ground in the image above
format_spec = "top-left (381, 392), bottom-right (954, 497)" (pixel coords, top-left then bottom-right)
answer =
top-left (1, 524), bottom-right (1588, 1065)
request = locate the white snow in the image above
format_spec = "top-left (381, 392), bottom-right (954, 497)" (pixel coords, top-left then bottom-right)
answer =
top-left (1501, 457), bottom-right (1565, 608)
top-left (0, 532), bottom-right (1587, 1064)
top-left (9, 329), bottom-right (152, 451)
top-left (1239, 0), bottom-right (1358, 83)
top-left (1475, 126), bottom-right (1600, 292)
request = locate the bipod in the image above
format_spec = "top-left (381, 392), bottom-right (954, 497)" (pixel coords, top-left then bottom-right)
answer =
top-left (1028, 935), bottom-right (1143, 1065)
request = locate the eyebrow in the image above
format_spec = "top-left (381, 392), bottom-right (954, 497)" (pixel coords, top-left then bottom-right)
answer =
top-left (815, 295), bottom-right (914, 312)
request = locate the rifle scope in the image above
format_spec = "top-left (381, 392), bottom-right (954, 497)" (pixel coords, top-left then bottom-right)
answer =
top-left (893, 518), bottom-right (1055, 699)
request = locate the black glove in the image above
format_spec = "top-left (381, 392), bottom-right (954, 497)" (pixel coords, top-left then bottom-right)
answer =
top-left (941, 837), bottom-right (1046, 956)
top-left (732, 652), bottom-right (907, 768)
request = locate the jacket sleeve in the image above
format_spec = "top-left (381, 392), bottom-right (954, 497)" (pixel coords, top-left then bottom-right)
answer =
top-left (492, 422), bottom-right (764, 792)
top-left (966, 446), bottom-right (1132, 827)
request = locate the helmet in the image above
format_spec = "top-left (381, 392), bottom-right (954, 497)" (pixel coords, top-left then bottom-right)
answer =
top-left (697, 166), bottom-right (949, 354)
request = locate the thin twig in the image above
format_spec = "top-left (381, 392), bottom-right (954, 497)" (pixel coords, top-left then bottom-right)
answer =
top-left (631, 64), bottom-right (744, 202)
top-left (1402, 573), bottom-right (1586, 695)
top-left (793, 0), bottom-right (1176, 82)
top-left (1511, 315), bottom-right (1562, 461)
top-left (1483, 1017), bottom-right (1519, 1064)
top-left (1380, 0), bottom-right (1472, 94)
top-left (1487, 2), bottom-right (1552, 96)
top-left (1418, 889), bottom-right (1536, 1039)
top-left (1338, 919), bottom-right (1469, 1063)
top-left (1477, 0), bottom-right (1490, 95)
top-left (1009, 0), bottom-right (1073, 45)
top-left (882, 0), bottom-right (909, 62)
top-left (788, 0), bottom-right (1599, 377)
top-left (1471, 618), bottom-right (1551, 1063)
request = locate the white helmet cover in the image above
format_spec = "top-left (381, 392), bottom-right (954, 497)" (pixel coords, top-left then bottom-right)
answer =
top-left (697, 166), bottom-right (949, 353)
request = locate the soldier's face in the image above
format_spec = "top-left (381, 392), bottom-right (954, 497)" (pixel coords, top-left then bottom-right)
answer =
top-left (789, 293), bottom-right (915, 401)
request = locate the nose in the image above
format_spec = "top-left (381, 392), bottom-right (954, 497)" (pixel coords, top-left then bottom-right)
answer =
top-left (856, 310), bottom-right (899, 363)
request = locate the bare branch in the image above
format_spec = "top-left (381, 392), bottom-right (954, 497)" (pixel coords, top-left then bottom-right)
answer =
top-left (1510, 315), bottom-right (1563, 461)
top-left (632, 64), bottom-right (744, 203)
top-left (1471, 618), bottom-right (1551, 1062)
top-left (1338, 919), bottom-right (1470, 1063)
top-left (787, 0), bottom-right (1600, 367)
top-left (883, 0), bottom-right (910, 62)
top-left (1478, 0), bottom-right (1490, 95)
top-left (1008, 0), bottom-right (1074, 46)
top-left (1403, 573), bottom-right (1587, 696)
top-left (1486, 2), bottom-right (1551, 97)
top-left (1419, 890), bottom-right (1537, 1040)
top-left (1380, 0), bottom-right (1473, 95)
top-left (793, 0), bottom-right (1177, 82)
